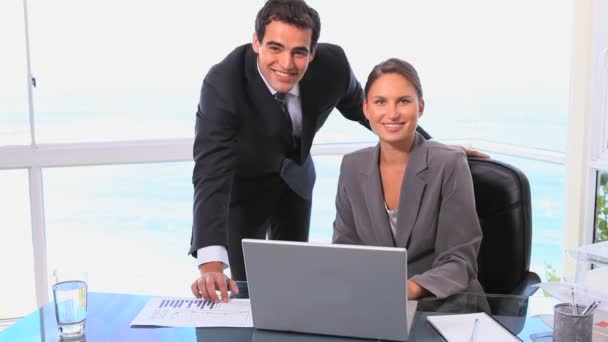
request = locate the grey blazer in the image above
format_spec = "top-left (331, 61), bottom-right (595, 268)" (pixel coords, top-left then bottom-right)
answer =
top-left (333, 133), bottom-right (483, 298)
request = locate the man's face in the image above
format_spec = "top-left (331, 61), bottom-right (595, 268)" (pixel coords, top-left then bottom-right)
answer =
top-left (252, 20), bottom-right (315, 93)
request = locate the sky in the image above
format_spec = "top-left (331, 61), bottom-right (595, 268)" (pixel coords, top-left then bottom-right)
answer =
top-left (1, 0), bottom-right (573, 146)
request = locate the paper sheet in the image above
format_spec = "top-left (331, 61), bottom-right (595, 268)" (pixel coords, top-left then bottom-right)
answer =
top-left (426, 312), bottom-right (520, 342)
top-left (130, 297), bottom-right (253, 327)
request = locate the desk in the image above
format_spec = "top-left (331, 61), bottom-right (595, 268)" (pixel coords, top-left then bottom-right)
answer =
top-left (0, 292), bottom-right (553, 341)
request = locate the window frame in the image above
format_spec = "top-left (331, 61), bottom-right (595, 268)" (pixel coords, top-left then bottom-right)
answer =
top-left (584, 0), bottom-right (608, 245)
top-left (0, 0), bottom-right (577, 320)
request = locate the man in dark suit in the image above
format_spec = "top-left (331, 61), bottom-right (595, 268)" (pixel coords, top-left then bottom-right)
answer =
top-left (189, 0), bottom-right (472, 302)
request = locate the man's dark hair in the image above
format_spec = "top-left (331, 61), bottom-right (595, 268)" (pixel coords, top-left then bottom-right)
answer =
top-left (365, 58), bottom-right (424, 100)
top-left (255, 0), bottom-right (321, 50)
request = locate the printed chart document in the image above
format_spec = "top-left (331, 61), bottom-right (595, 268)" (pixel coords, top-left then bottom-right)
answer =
top-left (130, 297), bottom-right (253, 328)
top-left (426, 312), bottom-right (520, 342)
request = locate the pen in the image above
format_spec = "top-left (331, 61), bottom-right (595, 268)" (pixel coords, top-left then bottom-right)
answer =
top-left (589, 301), bottom-right (601, 314)
top-left (469, 318), bottom-right (479, 342)
top-left (571, 288), bottom-right (577, 314)
top-left (582, 301), bottom-right (600, 315)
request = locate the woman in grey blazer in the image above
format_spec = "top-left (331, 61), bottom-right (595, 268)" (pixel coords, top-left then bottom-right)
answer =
top-left (332, 58), bottom-right (483, 299)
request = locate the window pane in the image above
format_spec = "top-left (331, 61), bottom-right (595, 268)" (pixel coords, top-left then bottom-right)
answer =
top-left (311, 0), bottom-right (571, 151)
top-left (313, 0), bottom-right (476, 144)
top-left (465, 2), bottom-right (571, 152)
top-left (43, 162), bottom-right (195, 296)
top-left (28, 0), bottom-right (263, 143)
top-left (26, 0), bottom-right (571, 149)
top-left (594, 171), bottom-right (608, 243)
top-left (310, 155), bottom-right (343, 242)
top-left (311, 153), bottom-right (566, 282)
top-left (0, 170), bottom-right (36, 319)
top-left (0, 0), bottom-right (30, 146)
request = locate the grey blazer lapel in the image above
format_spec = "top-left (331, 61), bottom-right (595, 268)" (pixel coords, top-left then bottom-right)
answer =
top-left (363, 145), bottom-right (396, 246)
top-left (395, 133), bottom-right (428, 247)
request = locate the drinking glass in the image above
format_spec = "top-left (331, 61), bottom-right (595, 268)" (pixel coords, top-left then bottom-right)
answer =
top-left (52, 268), bottom-right (88, 340)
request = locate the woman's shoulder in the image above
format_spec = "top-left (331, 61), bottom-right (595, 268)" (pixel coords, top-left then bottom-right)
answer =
top-left (423, 140), bottom-right (467, 168)
top-left (342, 146), bottom-right (377, 166)
top-left (339, 146), bottom-right (377, 179)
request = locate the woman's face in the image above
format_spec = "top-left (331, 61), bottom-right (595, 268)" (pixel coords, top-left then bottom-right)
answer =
top-left (363, 73), bottom-right (424, 146)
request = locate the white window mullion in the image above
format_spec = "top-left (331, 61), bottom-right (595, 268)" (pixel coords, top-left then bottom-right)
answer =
top-left (580, 0), bottom-right (608, 248)
top-left (563, 0), bottom-right (595, 277)
top-left (28, 167), bottom-right (48, 307)
top-left (22, 0), bottom-right (36, 146)
top-left (21, 0), bottom-right (49, 308)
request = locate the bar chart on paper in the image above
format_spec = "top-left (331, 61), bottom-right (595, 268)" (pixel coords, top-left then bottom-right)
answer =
top-left (130, 297), bottom-right (253, 327)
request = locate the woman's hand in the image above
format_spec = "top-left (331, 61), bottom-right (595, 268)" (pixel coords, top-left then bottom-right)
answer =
top-left (407, 280), bottom-right (429, 299)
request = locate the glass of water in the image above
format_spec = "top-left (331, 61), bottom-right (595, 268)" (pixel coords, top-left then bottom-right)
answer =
top-left (52, 268), bottom-right (88, 340)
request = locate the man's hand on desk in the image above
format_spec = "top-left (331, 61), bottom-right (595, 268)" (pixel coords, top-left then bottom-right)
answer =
top-left (453, 145), bottom-right (490, 159)
top-left (191, 261), bottom-right (239, 303)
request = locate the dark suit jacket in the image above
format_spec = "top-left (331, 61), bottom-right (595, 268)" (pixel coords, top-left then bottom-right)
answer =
top-left (189, 43), bottom-right (370, 255)
top-left (333, 133), bottom-right (483, 298)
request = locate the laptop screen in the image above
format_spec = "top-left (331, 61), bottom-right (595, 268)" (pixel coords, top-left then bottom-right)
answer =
top-left (242, 239), bottom-right (411, 341)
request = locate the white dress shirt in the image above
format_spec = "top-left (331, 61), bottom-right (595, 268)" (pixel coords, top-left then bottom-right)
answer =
top-left (196, 61), bottom-right (303, 268)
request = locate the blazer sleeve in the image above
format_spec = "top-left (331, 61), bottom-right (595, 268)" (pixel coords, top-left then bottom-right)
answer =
top-left (189, 79), bottom-right (240, 257)
top-left (332, 157), bottom-right (362, 245)
top-left (332, 47), bottom-right (370, 131)
top-left (409, 151), bottom-right (482, 298)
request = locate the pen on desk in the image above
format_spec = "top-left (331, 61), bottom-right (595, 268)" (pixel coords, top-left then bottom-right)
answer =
top-left (469, 318), bottom-right (479, 342)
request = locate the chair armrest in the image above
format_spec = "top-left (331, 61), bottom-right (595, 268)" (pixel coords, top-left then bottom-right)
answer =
top-left (509, 272), bottom-right (541, 297)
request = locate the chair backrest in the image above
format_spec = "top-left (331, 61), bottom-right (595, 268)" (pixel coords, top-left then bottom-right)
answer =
top-left (468, 157), bottom-right (537, 295)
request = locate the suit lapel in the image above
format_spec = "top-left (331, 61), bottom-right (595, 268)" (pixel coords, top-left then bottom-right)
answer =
top-left (244, 48), bottom-right (293, 146)
top-left (363, 145), bottom-right (396, 246)
top-left (395, 133), bottom-right (428, 247)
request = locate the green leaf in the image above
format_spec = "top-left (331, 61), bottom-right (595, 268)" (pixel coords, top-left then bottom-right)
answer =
top-left (600, 172), bottom-right (608, 186)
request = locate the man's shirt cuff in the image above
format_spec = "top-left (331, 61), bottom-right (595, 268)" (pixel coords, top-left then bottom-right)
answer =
top-left (196, 245), bottom-right (229, 269)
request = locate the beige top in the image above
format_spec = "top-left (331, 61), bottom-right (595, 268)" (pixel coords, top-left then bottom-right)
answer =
top-left (385, 202), bottom-right (398, 240)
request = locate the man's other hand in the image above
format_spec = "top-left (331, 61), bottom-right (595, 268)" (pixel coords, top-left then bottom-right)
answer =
top-left (453, 145), bottom-right (490, 158)
top-left (191, 261), bottom-right (239, 302)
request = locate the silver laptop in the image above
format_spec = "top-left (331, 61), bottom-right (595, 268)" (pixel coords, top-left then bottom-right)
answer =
top-left (242, 239), bottom-right (412, 341)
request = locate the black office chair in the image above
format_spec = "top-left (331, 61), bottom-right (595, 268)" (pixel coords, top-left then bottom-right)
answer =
top-left (468, 157), bottom-right (540, 297)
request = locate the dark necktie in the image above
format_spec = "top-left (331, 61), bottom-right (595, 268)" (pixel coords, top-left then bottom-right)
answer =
top-left (274, 92), bottom-right (294, 137)
top-left (274, 92), bottom-right (300, 157)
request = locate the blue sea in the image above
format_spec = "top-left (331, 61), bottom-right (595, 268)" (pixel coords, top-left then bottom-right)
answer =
top-left (1, 109), bottom-right (566, 304)
top-left (1, 109), bottom-right (567, 302)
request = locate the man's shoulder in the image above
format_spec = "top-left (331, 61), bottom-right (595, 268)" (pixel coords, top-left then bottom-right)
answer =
top-left (314, 43), bottom-right (346, 56)
top-left (205, 44), bottom-right (251, 84)
top-left (306, 43), bottom-right (354, 91)
top-left (311, 43), bottom-right (349, 67)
